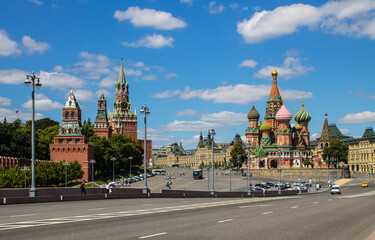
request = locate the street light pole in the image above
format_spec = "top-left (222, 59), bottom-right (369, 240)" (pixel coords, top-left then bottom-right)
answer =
top-left (111, 157), bottom-right (116, 182)
top-left (229, 162), bottom-right (232, 191)
top-left (21, 166), bottom-right (29, 188)
top-left (247, 149), bottom-right (251, 196)
top-left (326, 156), bottom-right (329, 189)
top-left (63, 162), bottom-right (70, 187)
top-left (25, 72), bottom-right (42, 197)
top-left (278, 150), bottom-right (282, 195)
top-left (128, 156), bottom-right (133, 180)
top-left (210, 128), bottom-right (216, 195)
top-left (298, 152), bottom-right (302, 195)
top-left (140, 104), bottom-right (150, 194)
top-left (90, 160), bottom-right (96, 183)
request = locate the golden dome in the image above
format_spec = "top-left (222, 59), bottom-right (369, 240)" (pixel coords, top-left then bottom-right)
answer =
top-left (271, 67), bottom-right (278, 76)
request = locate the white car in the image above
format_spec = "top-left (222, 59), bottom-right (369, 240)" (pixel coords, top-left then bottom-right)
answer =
top-left (330, 185), bottom-right (341, 195)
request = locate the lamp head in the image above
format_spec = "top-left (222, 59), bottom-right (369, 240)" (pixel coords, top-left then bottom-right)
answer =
top-left (129, 156), bottom-right (133, 160)
top-left (111, 157), bottom-right (116, 161)
top-left (210, 128), bottom-right (215, 136)
top-left (36, 79), bottom-right (42, 89)
top-left (24, 77), bottom-right (32, 87)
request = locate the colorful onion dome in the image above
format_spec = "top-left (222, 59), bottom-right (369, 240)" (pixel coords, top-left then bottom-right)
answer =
top-left (294, 102), bottom-right (311, 123)
top-left (275, 103), bottom-right (292, 120)
top-left (293, 122), bottom-right (302, 131)
top-left (272, 67), bottom-right (278, 76)
top-left (258, 120), bottom-right (263, 127)
top-left (247, 105), bottom-right (260, 120)
top-left (260, 121), bottom-right (272, 131)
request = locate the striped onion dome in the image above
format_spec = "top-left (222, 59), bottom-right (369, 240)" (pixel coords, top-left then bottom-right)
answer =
top-left (293, 122), bottom-right (302, 131)
top-left (294, 102), bottom-right (311, 123)
top-left (275, 103), bottom-right (292, 120)
top-left (247, 105), bottom-right (260, 120)
top-left (260, 121), bottom-right (272, 131)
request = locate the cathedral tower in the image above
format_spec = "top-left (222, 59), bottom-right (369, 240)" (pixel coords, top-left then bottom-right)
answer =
top-left (275, 102), bottom-right (292, 147)
top-left (245, 102), bottom-right (260, 147)
top-left (93, 91), bottom-right (112, 138)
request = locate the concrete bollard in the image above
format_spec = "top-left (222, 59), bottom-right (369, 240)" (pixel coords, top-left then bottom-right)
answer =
top-left (60, 195), bottom-right (63, 201)
top-left (3, 198), bottom-right (6, 204)
top-left (105, 193), bottom-right (107, 198)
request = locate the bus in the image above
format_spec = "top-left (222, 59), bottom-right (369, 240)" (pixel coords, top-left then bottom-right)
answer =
top-left (152, 169), bottom-right (165, 175)
top-left (193, 169), bottom-right (203, 180)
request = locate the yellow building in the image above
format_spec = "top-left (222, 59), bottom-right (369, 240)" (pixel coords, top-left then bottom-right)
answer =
top-left (348, 127), bottom-right (375, 174)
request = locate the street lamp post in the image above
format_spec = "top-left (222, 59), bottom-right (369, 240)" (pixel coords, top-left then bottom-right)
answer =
top-left (21, 166), bottom-right (29, 188)
top-left (298, 152), bottom-right (302, 195)
top-left (63, 162), bottom-right (70, 187)
top-left (229, 162), bottom-right (232, 191)
top-left (258, 158), bottom-right (261, 184)
top-left (90, 160), bottom-right (96, 184)
top-left (25, 72), bottom-right (42, 197)
top-left (111, 157), bottom-right (116, 182)
top-left (210, 128), bottom-right (216, 195)
top-left (128, 156), bottom-right (133, 183)
top-left (315, 158), bottom-right (318, 191)
top-left (247, 149), bottom-right (251, 196)
top-left (336, 154), bottom-right (339, 180)
top-left (278, 150), bottom-right (282, 195)
top-left (140, 104), bottom-right (150, 194)
top-left (325, 156), bottom-right (329, 189)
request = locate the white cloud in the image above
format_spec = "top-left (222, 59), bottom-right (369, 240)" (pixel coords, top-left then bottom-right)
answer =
top-left (28, 0), bottom-right (42, 5)
top-left (72, 52), bottom-right (111, 79)
top-left (239, 59), bottom-right (258, 68)
top-left (165, 73), bottom-right (178, 79)
top-left (254, 51), bottom-right (314, 79)
top-left (68, 89), bottom-right (95, 102)
top-left (99, 75), bottom-right (116, 88)
top-left (0, 108), bottom-right (45, 122)
top-left (39, 71), bottom-right (85, 90)
top-left (22, 93), bottom-right (63, 112)
top-left (157, 111), bottom-right (247, 133)
top-left (180, 0), bottom-right (193, 6)
top-left (0, 69), bottom-right (29, 84)
top-left (0, 97), bottom-right (11, 106)
top-left (0, 30), bottom-right (21, 57)
top-left (53, 65), bottom-right (63, 72)
top-left (114, 6), bottom-right (187, 30)
top-left (340, 129), bottom-right (350, 135)
top-left (125, 68), bottom-right (143, 76)
top-left (121, 34), bottom-right (174, 49)
top-left (175, 109), bottom-right (203, 117)
top-left (336, 111), bottom-right (375, 124)
top-left (229, 3), bottom-right (239, 10)
top-left (21, 36), bottom-right (50, 54)
top-left (208, 1), bottom-right (225, 14)
top-left (152, 84), bottom-right (313, 105)
top-left (143, 74), bottom-right (157, 81)
top-left (237, 0), bottom-right (375, 43)
top-left (310, 133), bottom-right (319, 141)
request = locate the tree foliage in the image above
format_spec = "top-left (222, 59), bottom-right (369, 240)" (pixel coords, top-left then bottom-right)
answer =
top-left (36, 125), bottom-right (60, 160)
top-left (229, 143), bottom-right (247, 169)
top-left (0, 120), bottom-right (31, 158)
top-left (82, 123), bottom-right (94, 138)
top-left (323, 139), bottom-right (349, 166)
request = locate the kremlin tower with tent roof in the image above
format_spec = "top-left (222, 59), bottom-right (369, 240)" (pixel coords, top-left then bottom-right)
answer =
top-left (245, 67), bottom-right (313, 169)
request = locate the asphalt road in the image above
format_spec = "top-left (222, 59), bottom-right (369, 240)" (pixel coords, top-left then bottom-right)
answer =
top-left (1, 180), bottom-right (375, 240)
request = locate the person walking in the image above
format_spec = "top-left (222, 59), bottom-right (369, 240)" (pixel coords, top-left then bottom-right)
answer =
top-left (105, 182), bottom-right (110, 194)
top-left (80, 181), bottom-right (86, 195)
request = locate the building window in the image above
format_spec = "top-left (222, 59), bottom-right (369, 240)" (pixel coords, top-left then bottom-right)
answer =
top-left (100, 102), bottom-right (103, 108)
top-left (59, 139), bottom-right (63, 144)
top-left (75, 139), bottom-right (80, 144)
top-left (67, 139), bottom-right (71, 144)
top-left (65, 112), bottom-right (69, 119)
top-left (71, 112), bottom-right (75, 118)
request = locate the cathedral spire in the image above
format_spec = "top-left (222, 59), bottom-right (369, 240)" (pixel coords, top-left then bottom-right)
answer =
top-left (269, 67), bottom-right (281, 101)
top-left (118, 57), bottom-right (126, 85)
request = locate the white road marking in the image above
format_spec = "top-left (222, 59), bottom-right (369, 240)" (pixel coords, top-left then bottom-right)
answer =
top-left (139, 232), bottom-right (168, 239)
top-left (218, 219), bottom-right (234, 223)
top-left (0, 197), bottom-right (298, 231)
top-left (262, 211), bottom-right (273, 215)
top-left (291, 206), bottom-right (299, 209)
top-left (328, 199), bottom-right (332, 201)
top-left (238, 204), bottom-right (271, 209)
top-left (313, 202), bottom-right (319, 204)
top-left (88, 208), bottom-right (105, 211)
top-left (141, 204), bottom-right (155, 206)
top-left (10, 214), bottom-right (35, 218)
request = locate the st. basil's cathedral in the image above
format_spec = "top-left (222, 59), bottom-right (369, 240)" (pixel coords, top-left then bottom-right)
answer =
top-left (50, 58), bottom-right (152, 182)
top-left (246, 68), bottom-right (313, 169)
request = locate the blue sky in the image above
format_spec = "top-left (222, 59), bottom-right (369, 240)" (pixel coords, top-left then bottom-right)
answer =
top-left (1, 0), bottom-right (375, 149)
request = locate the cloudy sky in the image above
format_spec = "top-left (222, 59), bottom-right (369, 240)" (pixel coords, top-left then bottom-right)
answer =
top-left (1, 0), bottom-right (375, 149)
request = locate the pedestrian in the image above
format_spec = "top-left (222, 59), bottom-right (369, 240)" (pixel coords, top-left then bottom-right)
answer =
top-left (80, 181), bottom-right (86, 195)
top-left (105, 182), bottom-right (110, 194)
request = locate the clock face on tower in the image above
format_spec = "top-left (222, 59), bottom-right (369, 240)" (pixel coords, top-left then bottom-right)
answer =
top-left (120, 100), bottom-right (129, 111)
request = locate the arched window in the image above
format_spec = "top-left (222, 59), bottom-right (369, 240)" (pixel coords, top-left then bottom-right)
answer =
top-left (65, 112), bottom-right (69, 119)
top-left (74, 128), bottom-right (78, 134)
top-left (100, 102), bottom-right (103, 108)
top-left (68, 128), bottom-right (72, 134)
top-left (71, 112), bottom-right (75, 118)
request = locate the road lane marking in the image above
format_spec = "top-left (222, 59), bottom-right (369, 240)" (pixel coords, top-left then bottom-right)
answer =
top-left (141, 204), bottom-right (155, 206)
top-left (291, 206), bottom-right (299, 209)
top-left (174, 180), bottom-right (198, 190)
top-left (313, 202), bottom-right (319, 204)
top-left (88, 208), bottom-right (105, 211)
top-left (328, 199), bottom-right (332, 201)
top-left (238, 204), bottom-right (271, 209)
top-left (139, 232), bottom-right (168, 239)
top-left (218, 219), bottom-right (234, 223)
top-left (262, 211), bottom-right (273, 215)
top-left (10, 214), bottom-right (35, 218)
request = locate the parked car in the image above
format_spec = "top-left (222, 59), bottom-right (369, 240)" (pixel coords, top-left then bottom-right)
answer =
top-left (362, 182), bottom-right (369, 187)
top-left (330, 185), bottom-right (341, 195)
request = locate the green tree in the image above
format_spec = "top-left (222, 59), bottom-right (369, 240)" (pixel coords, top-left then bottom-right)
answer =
top-left (230, 143), bottom-right (247, 170)
top-left (24, 118), bottom-right (59, 131)
top-left (0, 121), bottom-right (30, 158)
top-left (323, 139), bottom-right (349, 167)
top-left (82, 123), bottom-right (94, 138)
top-left (36, 125), bottom-right (60, 160)
top-left (0, 165), bottom-right (24, 188)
